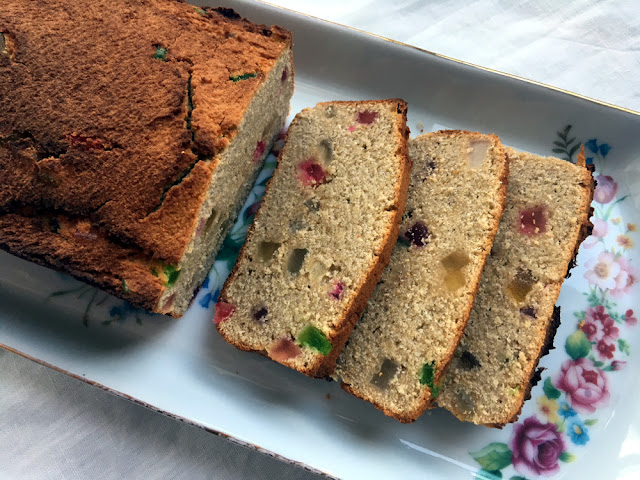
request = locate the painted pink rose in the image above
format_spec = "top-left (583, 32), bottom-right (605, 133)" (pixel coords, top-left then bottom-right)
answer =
top-left (625, 309), bottom-right (637, 326)
top-left (583, 218), bottom-right (609, 248)
top-left (509, 417), bottom-right (565, 477)
top-left (593, 175), bottom-right (618, 204)
top-left (611, 360), bottom-right (627, 371)
top-left (581, 306), bottom-right (619, 347)
top-left (596, 339), bottom-right (615, 359)
top-left (554, 358), bottom-right (610, 414)
top-left (610, 257), bottom-right (637, 298)
top-left (584, 252), bottom-right (620, 290)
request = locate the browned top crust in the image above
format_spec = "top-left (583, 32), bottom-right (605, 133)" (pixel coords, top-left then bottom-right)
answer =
top-left (0, 0), bottom-right (291, 264)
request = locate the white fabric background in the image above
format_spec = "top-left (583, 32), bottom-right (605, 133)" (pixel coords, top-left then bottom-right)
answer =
top-left (1, 1), bottom-right (639, 479)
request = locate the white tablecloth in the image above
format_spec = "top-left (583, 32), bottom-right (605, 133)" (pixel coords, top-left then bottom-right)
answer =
top-left (2, 1), bottom-right (638, 479)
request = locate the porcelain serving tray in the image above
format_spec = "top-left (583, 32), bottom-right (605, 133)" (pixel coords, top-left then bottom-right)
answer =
top-left (2, 1), bottom-right (640, 479)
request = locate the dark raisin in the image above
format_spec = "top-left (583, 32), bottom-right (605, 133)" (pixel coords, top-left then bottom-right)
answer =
top-left (402, 221), bottom-right (430, 247)
top-left (460, 351), bottom-right (481, 370)
top-left (253, 307), bottom-right (268, 323)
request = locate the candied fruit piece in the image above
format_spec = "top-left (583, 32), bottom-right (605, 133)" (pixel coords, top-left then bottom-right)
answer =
top-left (507, 269), bottom-right (537, 302)
top-left (303, 198), bottom-right (320, 212)
top-left (153, 45), bottom-right (167, 61)
top-left (329, 280), bottom-right (345, 300)
top-left (419, 361), bottom-right (441, 398)
top-left (467, 139), bottom-right (490, 169)
top-left (253, 307), bottom-right (268, 323)
top-left (229, 72), bottom-right (257, 82)
top-left (444, 270), bottom-right (465, 291)
top-left (253, 140), bottom-right (266, 162)
top-left (297, 325), bottom-right (332, 356)
top-left (318, 139), bottom-right (333, 163)
top-left (357, 110), bottom-right (378, 125)
top-left (520, 306), bottom-right (537, 318)
top-left (370, 358), bottom-right (399, 389)
top-left (66, 134), bottom-right (106, 150)
top-left (460, 351), bottom-right (481, 370)
top-left (287, 248), bottom-right (308, 274)
top-left (297, 159), bottom-right (326, 187)
top-left (441, 250), bottom-right (470, 272)
top-left (281, 66), bottom-right (289, 83)
top-left (257, 241), bottom-right (281, 261)
top-left (0, 33), bottom-right (6, 55)
top-left (519, 206), bottom-right (547, 236)
top-left (402, 221), bottom-right (430, 247)
top-left (213, 301), bottom-right (235, 324)
top-left (269, 337), bottom-right (302, 362)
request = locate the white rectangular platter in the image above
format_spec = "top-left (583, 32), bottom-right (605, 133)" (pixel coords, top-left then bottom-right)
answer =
top-left (2, 1), bottom-right (640, 479)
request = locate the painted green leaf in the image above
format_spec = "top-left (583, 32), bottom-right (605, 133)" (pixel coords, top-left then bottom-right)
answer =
top-left (569, 144), bottom-right (580, 156)
top-left (163, 265), bottom-right (180, 287)
top-left (543, 377), bottom-right (561, 399)
top-left (559, 451), bottom-right (576, 463)
top-left (229, 72), bottom-right (258, 82)
top-left (592, 359), bottom-right (605, 367)
top-left (470, 442), bottom-right (512, 472)
top-left (476, 469), bottom-right (502, 479)
top-left (297, 325), bottom-right (332, 356)
top-left (553, 140), bottom-right (565, 148)
top-left (510, 477), bottom-right (527, 480)
top-left (552, 148), bottom-right (565, 154)
top-left (565, 329), bottom-right (591, 360)
top-left (618, 338), bottom-right (631, 355)
top-left (153, 46), bottom-right (167, 61)
top-left (585, 418), bottom-right (598, 426)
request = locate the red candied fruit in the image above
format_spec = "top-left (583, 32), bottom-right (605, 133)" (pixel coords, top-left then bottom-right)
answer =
top-left (269, 337), bottom-right (302, 362)
top-left (519, 206), bottom-right (547, 236)
top-left (297, 158), bottom-right (326, 187)
top-left (281, 67), bottom-right (289, 83)
top-left (253, 140), bottom-right (266, 163)
top-left (213, 301), bottom-right (236, 324)
top-left (66, 134), bottom-right (105, 150)
top-left (329, 280), bottom-right (345, 300)
top-left (403, 221), bottom-right (430, 247)
top-left (357, 111), bottom-right (378, 125)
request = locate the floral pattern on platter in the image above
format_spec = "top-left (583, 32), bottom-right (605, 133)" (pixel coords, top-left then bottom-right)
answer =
top-left (470, 125), bottom-right (638, 479)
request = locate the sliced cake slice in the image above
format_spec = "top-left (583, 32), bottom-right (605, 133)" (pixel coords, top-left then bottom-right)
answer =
top-left (438, 147), bottom-right (594, 427)
top-left (337, 130), bottom-right (509, 422)
top-left (215, 100), bottom-right (411, 377)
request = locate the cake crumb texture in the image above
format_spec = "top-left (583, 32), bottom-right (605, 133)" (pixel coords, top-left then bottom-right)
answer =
top-left (216, 100), bottom-right (411, 377)
top-left (437, 148), bottom-right (594, 427)
top-left (337, 130), bottom-right (509, 422)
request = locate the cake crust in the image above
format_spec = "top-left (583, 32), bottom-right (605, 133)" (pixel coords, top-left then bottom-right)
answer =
top-left (0, 0), bottom-right (292, 315)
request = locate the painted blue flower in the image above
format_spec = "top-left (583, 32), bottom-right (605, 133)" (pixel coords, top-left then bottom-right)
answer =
top-left (202, 275), bottom-right (210, 289)
top-left (558, 401), bottom-right (577, 418)
top-left (568, 418), bottom-right (590, 445)
top-left (199, 288), bottom-right (220, 308)
top-left (599, 143), bottom-right (611, 157)
top-left (585, 139), bottom-right (599, 154)
top-left (585, 157), bottom-right (594, 165)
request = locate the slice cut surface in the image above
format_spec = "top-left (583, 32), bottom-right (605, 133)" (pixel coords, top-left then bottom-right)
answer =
top-left (216, 99), bottom-right (411, 377)
top-left (337, 130), bottom-right (509, 422)
top-left (438, 147), bottom-right (594, 427)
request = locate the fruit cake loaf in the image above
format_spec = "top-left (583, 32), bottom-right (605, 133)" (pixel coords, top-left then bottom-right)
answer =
top-left (0, 0), bottom-right (294, 317)
top-left (438, 147), bottom-right (594, 427)
top-left (215, 100), bottom-right (411, 377)
top-left (337, 130), bottom-right (509, 422)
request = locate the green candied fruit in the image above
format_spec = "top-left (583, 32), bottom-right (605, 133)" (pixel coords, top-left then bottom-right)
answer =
top-left (0, 33), bottom-right (6, 55)
top-left (397, 235), bottom-right (411, 248)
top-left (419, 361), bottom-right (440, 398)
top-left (194, 7), bottom-right (207, 16)
top-left (121, 279), bottom-right (131, 294)
top-left (163, 265), bottom-right (180, 287)
top-left (153, 46), bottom-right (167, 61)
top-left (229, 72), bottom-right (257, 82)
top-left (297, 325), bottom-right (332, 356)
